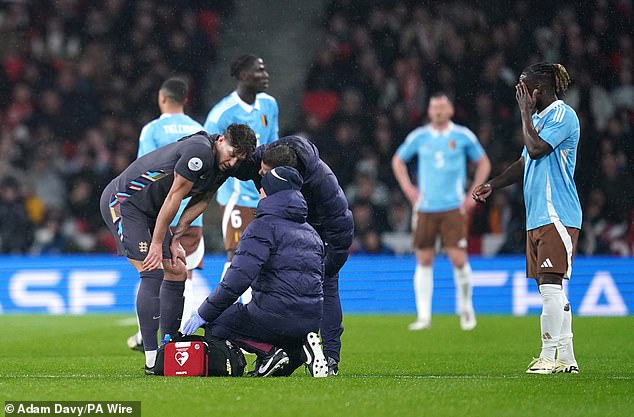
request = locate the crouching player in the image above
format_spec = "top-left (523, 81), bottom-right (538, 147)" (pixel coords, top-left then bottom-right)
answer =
top-left (182, 166), bottom-right (328, 377)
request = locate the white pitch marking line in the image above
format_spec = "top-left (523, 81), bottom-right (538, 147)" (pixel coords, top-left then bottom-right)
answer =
top-left (116, 317), bottom-right (138, 326)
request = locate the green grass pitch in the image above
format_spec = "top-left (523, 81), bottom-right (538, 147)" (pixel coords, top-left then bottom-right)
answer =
top-left (1, 315), bottom-right (633, 417)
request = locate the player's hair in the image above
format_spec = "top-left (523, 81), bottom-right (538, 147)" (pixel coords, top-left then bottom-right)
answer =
top-left (230, 54), bottom-right (260, 79)
top-left (160, 77), bottom-right (188, 103)
top-left (429, 91), bottom-right (453, 103)
top-left (224, 123), bottom-right (257, 157)
top-left (262, 142), bottom-right (299, 169)
top-left (523, 63), bottom-right (571, 96)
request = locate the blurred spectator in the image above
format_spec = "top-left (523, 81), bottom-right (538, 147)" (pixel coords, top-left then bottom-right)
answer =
top-left (0, 177), bottom-right (33, 253)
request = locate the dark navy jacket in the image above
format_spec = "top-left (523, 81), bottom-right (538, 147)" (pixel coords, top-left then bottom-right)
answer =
top-left (198, 189), bottom-right (324, 333)
top-left (233, 136), bottom-right (354, 277)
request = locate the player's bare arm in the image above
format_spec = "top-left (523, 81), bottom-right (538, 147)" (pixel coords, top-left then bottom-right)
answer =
top-left (516, 81), bottom-right (553, 159)
top-left (472, 157), bottom-right (524, 203)
top-left (465, 154), bottom-right (492, 211)
top-left (391, 154), bottom-right (419, 206)
top-left (172, 188), bottom-right (214, 241)
top-left (142, 173), bottom-right (193, 271)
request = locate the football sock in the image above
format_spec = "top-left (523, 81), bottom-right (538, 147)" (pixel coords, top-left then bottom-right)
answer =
top-left (159, 280), bottom-right (185, 340)
top-left (220, 261), bottom-right (231, 281)
top-left (145, 350), bottom-right (157, 369)
top-left (539, 284), bottom-right (564, 361)
top-left (179, 277), bottom-right (195, 331)
top-left (413, 264), bottom-right (433, 322)
top-left (137, 269), bottom-right (163, 351)
top-left (453, 263), bottom-right (474, 313)
top-left (557, 291), bottom-right (576, 363)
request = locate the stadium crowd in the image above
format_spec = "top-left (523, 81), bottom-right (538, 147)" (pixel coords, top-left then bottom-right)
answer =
top-left (0, 0), bottom-right (632, 256)
top-left (0, 0), bottom-right (230, 254)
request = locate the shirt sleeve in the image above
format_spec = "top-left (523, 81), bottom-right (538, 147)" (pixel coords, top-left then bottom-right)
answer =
top-left (204, 108), bottom-right (225, 135)
top-left (539, 107), bottom-right (572, 150)
top-left (174, 142), bottom-right (212, 182)
top-left (463, 129), bottom-right (485, 161)
top-left (396, 131), bottom-right (421, 161)
top-left (137, 123), bottom-right (156, 158)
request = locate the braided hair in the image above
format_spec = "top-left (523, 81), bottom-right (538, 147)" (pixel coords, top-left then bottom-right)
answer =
top-left (230, 54), bottom-right (259, 79)
top-left (523, 62), bottom-right (571, 96)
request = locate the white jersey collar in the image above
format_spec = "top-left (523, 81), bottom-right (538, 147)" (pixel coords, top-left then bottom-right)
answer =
top-left (232, 91), bottom-right (261, 113)
top-left (536, 100), bottom-right (563, 119)
top-left (159, 112), bottom-right (184, 119)
top-left (430, 121), bottom-right (454, 136)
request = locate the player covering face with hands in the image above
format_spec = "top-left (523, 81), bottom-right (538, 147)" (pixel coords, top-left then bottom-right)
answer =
top-left (473, 63), bottom-right (581, 374)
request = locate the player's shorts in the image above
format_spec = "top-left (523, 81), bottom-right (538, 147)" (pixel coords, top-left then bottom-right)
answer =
top-left (100, 187), bottom-right (171, 261)
top-left (219, 204), bottom-right (256, 252)
top-left (170, 226), bottom-right (204, 270)
top-left (526, 223), bottom-right (580, 279)
top-left (413, 208), bottom-right (467, 250)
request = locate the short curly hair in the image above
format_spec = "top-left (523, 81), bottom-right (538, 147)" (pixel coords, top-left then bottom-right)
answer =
top-left (224, 123), bottom-right (256, 158)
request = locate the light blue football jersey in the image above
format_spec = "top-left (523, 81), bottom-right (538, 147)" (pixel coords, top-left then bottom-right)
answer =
top-left (204, 91), bottom-right (279, 208)
top-left (396, 122), bottom-right (485, 213)
top-left (522, 100), bottom-right (582, 231)
top-left (137, 113), bottom-right (204, 227)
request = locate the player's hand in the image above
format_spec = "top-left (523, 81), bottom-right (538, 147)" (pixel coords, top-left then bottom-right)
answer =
top-left (170, 239), bottom-right (186, 268)
top-left (516, 81), bottom-right (538, 115)
top-left (182, 311), bottom-right (206, 335)
top-left (403, 184), bottom-right (419, 207)
top-left (142, 242), bottom-right (163, 271)
top-left (472, 183), bottom-right (492, 203)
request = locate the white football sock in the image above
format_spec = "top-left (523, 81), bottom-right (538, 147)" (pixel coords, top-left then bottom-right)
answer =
top-left (179, 278), bottom-right (195, 331)
top-left (453, 263), bottom-right (474, 313)
top-left (539, 284), bottom-right (564, 361)
top-left (241, 287), bottom-right (253, 304)
top-left (145, 350), bottom-right (157, 368)
top-left (220, 261), bottom-right (231, 281)
top-left (413, 265), bottom-right (433, 322)
top-left (557, 291), bottom-right (576, 363)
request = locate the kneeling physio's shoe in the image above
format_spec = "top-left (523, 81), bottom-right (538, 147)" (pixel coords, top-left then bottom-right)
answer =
top-left (253, 349), bottom-right (290, 377)
top-left (302, 332), bottom-right (328, 377)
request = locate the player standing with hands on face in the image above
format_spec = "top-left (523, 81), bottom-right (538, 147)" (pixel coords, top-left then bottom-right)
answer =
top-left (392, 93), bottom-right (490, 331)
top-left (473, 63), bottom-right (581, 374)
